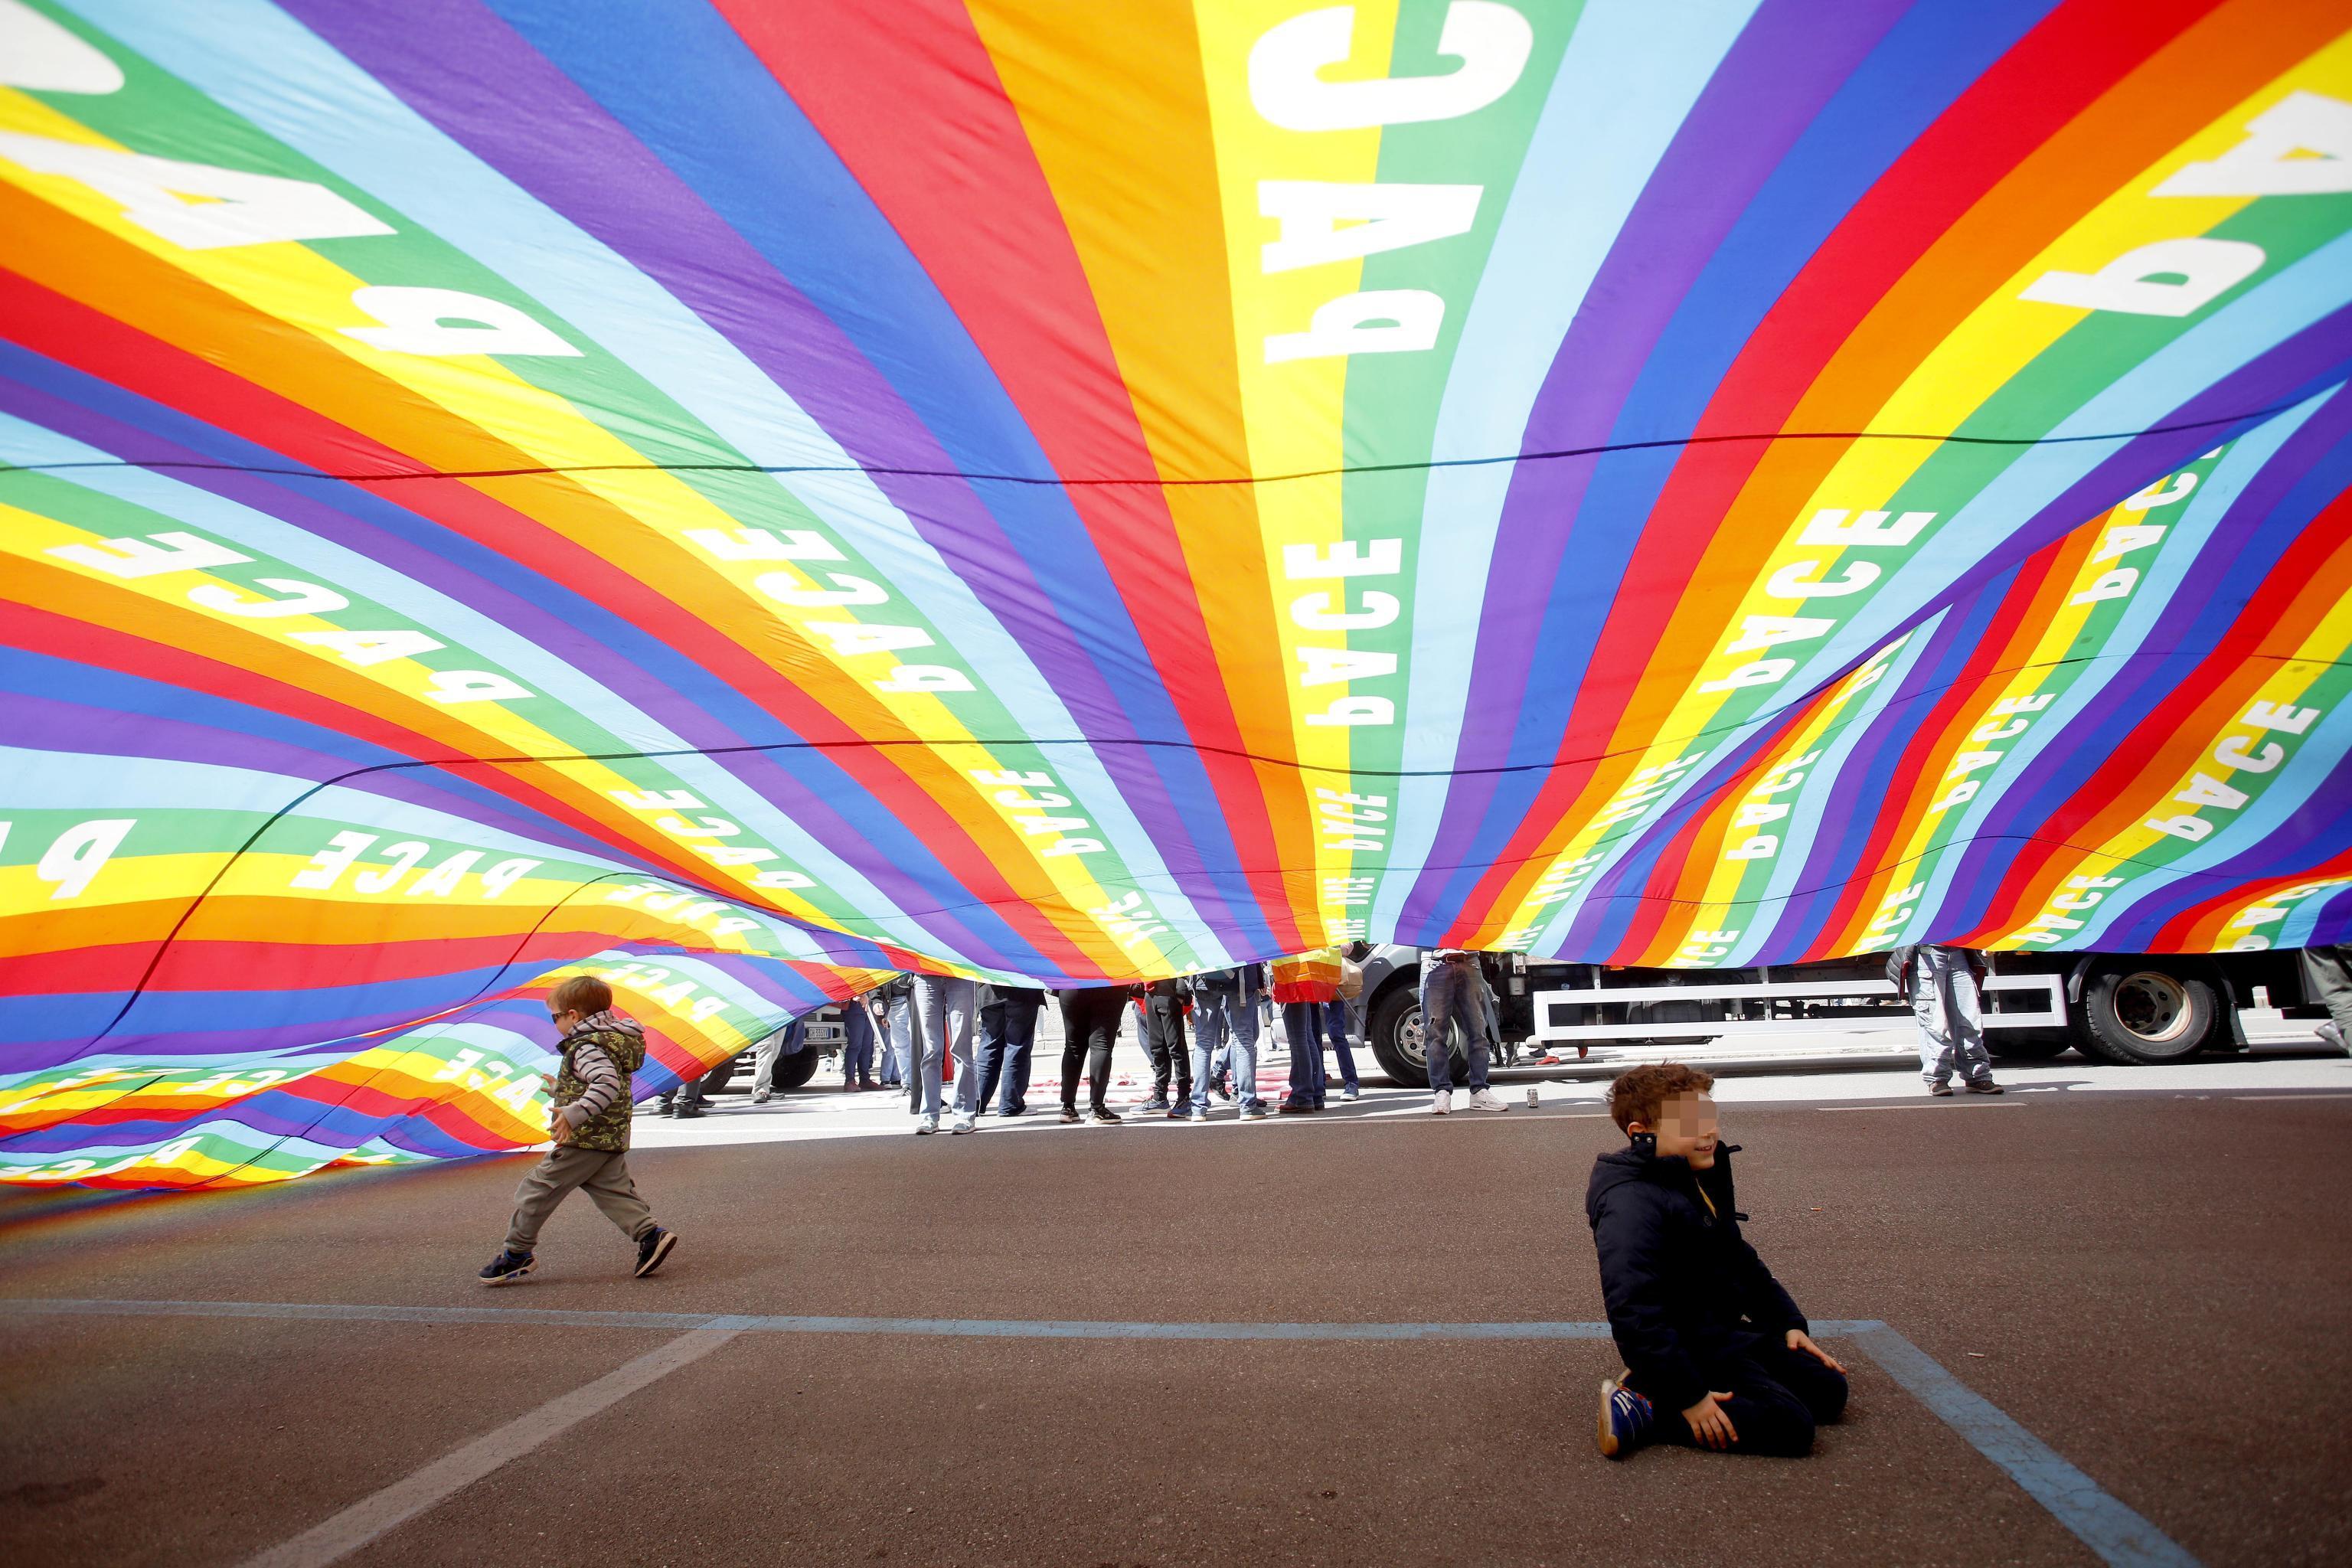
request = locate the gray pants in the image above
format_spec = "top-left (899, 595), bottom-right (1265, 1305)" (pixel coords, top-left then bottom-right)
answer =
top-left (752, 1019), bottom-right (803, 1094)
top-left (911, 976), bottom-right (979, 1119)
top-left (2300, 945), bottom-right (2352, 1044)
top-left (1913, 949), bottom-right (1991, 1086)
top-left (504, 1147), bottom-right (653, 1253)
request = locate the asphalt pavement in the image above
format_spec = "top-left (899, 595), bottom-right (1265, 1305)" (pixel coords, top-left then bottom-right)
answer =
top-left (2, 1043), bottom-right (2347, 1567)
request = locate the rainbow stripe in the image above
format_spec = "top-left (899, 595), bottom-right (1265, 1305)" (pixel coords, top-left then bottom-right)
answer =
top-left (2, 0), bottom-right (2348, 1186)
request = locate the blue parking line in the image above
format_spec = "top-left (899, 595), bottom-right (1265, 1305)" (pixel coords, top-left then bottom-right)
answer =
top-left (1852, 1326), bottom-right (2199, 1568)
top-left (0, 1298), bottom-right (2200, 1564)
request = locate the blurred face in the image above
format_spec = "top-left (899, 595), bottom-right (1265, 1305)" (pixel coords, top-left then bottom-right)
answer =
top-left (1633, 1092), bottom-right (1720, 1169)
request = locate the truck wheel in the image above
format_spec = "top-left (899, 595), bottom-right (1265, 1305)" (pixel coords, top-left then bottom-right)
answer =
top-left (702, 1060), bottom-right (739, 1095)
top-left (1985, 1027), bottom-right (2073, 1061)
top-left (1367, 985), bottom-right (1459, 1087)
top-left (2079, 965), bottom-right (2216, 1065)
top-left (775, 1048), bottom-right (821, 1091)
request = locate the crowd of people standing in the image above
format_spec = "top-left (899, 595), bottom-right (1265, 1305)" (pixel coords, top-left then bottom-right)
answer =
top-left (672, 942), bottom-right (1530, 1135)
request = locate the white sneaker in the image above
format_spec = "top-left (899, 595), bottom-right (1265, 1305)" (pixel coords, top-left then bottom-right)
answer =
top-left (916, 1113), bottom-right (939, 1135)
top-left (949, 1114), bottom-right (975, 1135)
top-left (1432, 1091), bottom-right (1452, 1115)
top-left (1468, 1089), bottom-right (1510, 1112)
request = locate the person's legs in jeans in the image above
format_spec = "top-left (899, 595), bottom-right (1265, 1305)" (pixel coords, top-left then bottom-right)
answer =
top-left (1321, 998), bottom-right (1360, 1093)
top-left (1913, 953), bottom-right (1955, 1086)
top-left (1282, 1001), bottom-right (1326, 1107)
top-left (1420, 963), bottom-right (1478, 1096)
top-left (1000, 994), bottom-right (1039, 1112)
top-left (914, 977), bottom-right (977, 1119)
top-left (1193, 989), bottom-right (1262, 1112)
top-left (1941, 959), bottom-right (1993, 1085)
top-left (974, 995), bottom-right (1008, 1111)
top-left (841, 1004), bottom-right (877, 1087)
top-left (905, 983), bottom-right (947, 1119)
top-left (942, 978), bottom-right (979, 1117)
top-left (886, 993), bottom-right (916, 1095)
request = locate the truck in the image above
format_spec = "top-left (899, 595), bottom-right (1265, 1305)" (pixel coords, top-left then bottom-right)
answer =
top-left (697, 1006), bottom-right (846, 1096)
top-left (1354, 944), bottom-right (2341, 1083)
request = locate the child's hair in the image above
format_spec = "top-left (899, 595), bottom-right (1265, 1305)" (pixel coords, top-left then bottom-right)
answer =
top-left (1608, 1062), bottom-right (1717, 1132)
top-left (549, 975), bottom-right (612, 1018)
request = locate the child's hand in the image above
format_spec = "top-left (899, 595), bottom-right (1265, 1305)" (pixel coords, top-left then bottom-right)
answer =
top-left (546, 1112), bottom-right (567, 1145)
top-left (1786, 1328), bottom-right (1847, 1373)
top-left (1682, 1391), bottom-right (1739, 1449)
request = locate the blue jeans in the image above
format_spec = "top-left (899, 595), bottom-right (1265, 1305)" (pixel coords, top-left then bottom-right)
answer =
top-left (1191, 988), bottom-right (1263, 1111)
top-left (911, 977), bottom-right (978, 1118)
top-left (1320, 998), bottom-right (1360, 1091)
top-left (839, 1004), bottom-right (877, 1086)
top-left (1282, 1001), bottom-right (1328, 1107)
top-left (974, 990), bottom-right (1043, 1113)
top-left (884, 993), bottom-right (913, 1086)
top-left (1420, 961), bottom-right (1490, 1094)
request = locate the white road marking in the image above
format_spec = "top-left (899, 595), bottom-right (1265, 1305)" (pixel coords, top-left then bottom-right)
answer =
top-left (2230, 1092), bottom-right (2352, 1100)
top-left (235, 1317), bottom-right (753, 1568)
top-left (1817, 1100), bottom-right (2026, 1111)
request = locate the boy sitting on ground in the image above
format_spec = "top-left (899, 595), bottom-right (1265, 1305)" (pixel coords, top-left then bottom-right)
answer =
top-left (1586, 1063), bottom-right (1846, 1458)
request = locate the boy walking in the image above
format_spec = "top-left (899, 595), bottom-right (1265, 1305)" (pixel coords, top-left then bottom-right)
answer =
top-left (1586, 1063), bottom-right (1846, 1458)
top-left (479, 976), bottom-right (678, 1285)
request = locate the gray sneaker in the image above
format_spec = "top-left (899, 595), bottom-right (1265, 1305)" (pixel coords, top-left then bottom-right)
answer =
top-left (949, 1113), bottom-right (976, 1134)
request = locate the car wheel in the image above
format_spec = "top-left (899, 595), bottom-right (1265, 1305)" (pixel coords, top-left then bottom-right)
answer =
top-left (1367, 984), bottom-right (1465, 1087)
top-left (2079, 965), bottom-right (2216, 1065)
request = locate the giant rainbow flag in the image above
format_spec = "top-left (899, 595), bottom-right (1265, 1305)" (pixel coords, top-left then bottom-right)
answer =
top-left (3, 0), bottom-right (2348, 1186)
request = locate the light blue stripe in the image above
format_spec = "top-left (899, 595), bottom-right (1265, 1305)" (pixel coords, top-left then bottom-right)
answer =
top-left (1376, 0), bottom-right (1761, 936)
top-left (1854, 1325), bottom-right (2200, 1568)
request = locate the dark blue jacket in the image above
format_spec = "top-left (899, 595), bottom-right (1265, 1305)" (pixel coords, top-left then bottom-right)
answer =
top-left (1585, 1143), bottom-right (1806, 1415)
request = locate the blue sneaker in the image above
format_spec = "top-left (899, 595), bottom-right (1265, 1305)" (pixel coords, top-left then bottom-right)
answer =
top-left (1598, 1376), bottom-right (1653, 1459)
top-left (477, 1248), bottom-right (535, 1286)
top-left (634, 1227), bottom-right (678, 1279)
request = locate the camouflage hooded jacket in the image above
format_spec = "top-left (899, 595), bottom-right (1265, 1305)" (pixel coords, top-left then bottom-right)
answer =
top-left (553, 1010), bottom-right (648, 1152)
